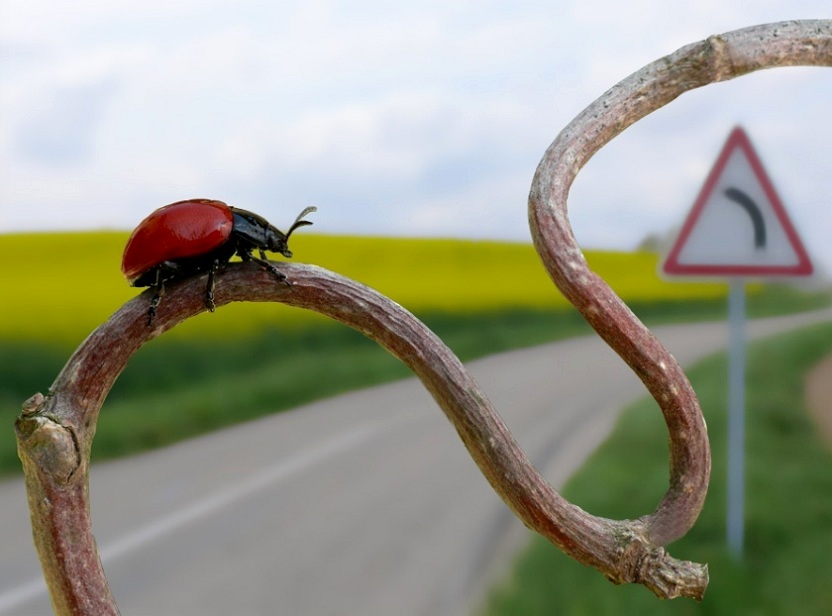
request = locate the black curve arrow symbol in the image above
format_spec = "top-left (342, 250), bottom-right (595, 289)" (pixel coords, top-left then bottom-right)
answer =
top-left (724, 187), bottom-right (766, 249)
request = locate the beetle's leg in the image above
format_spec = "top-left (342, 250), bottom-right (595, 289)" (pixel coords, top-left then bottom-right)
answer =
top-left (237, 246), bottom-right (290, 286)
top-left (250, 255), bottom-right (290, 285)
top-left (147, 270), bottom-right (165, 325)
top-left (237, 247), bottom-right (252, 263)
top-left (205, 259), bottom-right (219, 312)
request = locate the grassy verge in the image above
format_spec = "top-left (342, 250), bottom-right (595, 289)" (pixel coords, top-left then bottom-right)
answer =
top-left (483, 321), bottom-right (832, 615)
top-left (2, 287), bottom-right (829, 477)
top-left (1, 307), bottom-right (585, 474)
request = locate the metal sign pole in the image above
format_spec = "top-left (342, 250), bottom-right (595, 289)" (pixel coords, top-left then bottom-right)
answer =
top-left (727, 278), bottom-right (746, 558)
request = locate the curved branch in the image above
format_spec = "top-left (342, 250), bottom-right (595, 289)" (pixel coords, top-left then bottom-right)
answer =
top-left (15, 20), bottom-right (831, 615)
top-left (15, 263), bottom-right (701, 614)
top-left (529, 18), bottom-right (831, 547)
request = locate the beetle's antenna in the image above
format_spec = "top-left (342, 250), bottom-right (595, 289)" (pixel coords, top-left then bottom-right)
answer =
top-left (287, 206), bottom-right (317, 238)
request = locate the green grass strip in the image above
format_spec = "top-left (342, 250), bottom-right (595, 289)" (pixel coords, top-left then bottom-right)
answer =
top-left (484, 321), bottom-right (832, 615)
top-left (1, 308), bottom-right (588, 474)
top-left (2, 290), bottom-right (829, 476)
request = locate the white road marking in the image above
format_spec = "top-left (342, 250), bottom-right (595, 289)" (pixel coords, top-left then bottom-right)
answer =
top-left (0, 420), bottom-right (394, 614)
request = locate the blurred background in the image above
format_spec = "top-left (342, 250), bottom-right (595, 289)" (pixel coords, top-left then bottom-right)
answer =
top-left (2, 2), bottom-right (831, 615)
top-left (2, 1), bottom-right (830, 265)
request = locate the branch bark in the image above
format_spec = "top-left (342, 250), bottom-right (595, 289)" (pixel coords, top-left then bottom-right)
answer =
top-left (15, 20), bottom-right (831, 615)
top-left (529, 18), bottom-right (831, 547)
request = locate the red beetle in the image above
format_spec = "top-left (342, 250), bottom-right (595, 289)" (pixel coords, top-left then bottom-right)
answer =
top-left (122, 199), bottom-right (316, 323)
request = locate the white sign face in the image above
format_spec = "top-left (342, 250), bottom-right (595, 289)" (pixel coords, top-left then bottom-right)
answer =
top-left (663, 127), bottom-right (812, 277)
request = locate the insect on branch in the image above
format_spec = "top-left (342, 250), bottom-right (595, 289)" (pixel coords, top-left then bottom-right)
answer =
top-left (15, 19), bottom-right (832, 615)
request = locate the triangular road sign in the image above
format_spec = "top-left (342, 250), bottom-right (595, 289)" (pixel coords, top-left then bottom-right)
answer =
top-left (663, 126), bottom-right (812, 277)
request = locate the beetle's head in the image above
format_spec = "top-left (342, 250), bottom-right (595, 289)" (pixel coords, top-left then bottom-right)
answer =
top-left (268, 206), bottom-right (316, 258)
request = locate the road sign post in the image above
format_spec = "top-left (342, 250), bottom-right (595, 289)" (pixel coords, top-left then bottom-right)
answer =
top-left (662, 126), bottom-right (813, 559)
top-left (726, 279), bottom-right (746, 556)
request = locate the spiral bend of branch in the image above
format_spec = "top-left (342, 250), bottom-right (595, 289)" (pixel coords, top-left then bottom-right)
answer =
top-left (15, 20), bottom-right (831, 615)
top-left (529, 18), bottom-right (831, 547)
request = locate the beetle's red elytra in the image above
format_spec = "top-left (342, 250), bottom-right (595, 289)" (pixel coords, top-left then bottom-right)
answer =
top-left (122, 199), bottom-right (234, 283)
top-left (122, 199), bottom-right (316, 324)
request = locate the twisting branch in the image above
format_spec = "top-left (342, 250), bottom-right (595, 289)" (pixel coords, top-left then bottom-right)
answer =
top-left (15, 20), bottom-right (831, 615)
top-left (529, 19), bottom-right (831, 546)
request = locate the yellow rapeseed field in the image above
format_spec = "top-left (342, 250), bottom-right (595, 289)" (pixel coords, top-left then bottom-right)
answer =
top-left (0, 231), bottom-right (726, 348)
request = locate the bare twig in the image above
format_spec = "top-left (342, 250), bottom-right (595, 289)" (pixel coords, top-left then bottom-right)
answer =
top-left (16, 20), bottom-right (831, 615)
top-left (529, 19), bottom-right (831, 547)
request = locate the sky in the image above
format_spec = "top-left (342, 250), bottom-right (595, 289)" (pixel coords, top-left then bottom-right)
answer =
top-left (2, 1), bottom-right (830, 274)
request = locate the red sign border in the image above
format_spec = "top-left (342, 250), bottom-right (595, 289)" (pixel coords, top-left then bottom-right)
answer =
top-left (663, 126), bottom-right (813, 277)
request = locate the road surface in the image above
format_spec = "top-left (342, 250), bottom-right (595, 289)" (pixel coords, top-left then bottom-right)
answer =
top-left (1, 310), bottom-right (829, 615)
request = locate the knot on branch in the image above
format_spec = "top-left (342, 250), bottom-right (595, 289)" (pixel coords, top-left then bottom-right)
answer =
top-left (636, 549), bottom-right (709, 602)
top-left (702, 34), bottom-right (733, 82)
top-left (609, 522), bottom-right (708, 601)
top-left (22, 392), bottom-right (47, 415)
top-left (16, 410), bottom-right (81, 485)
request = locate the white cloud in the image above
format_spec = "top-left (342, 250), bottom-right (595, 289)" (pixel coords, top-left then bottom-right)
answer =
top-left (1, 1), bottom-right (830, 272)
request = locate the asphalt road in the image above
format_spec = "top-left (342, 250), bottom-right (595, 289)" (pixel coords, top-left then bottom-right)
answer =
top-left (1, 310), bottom-right (829, 616)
